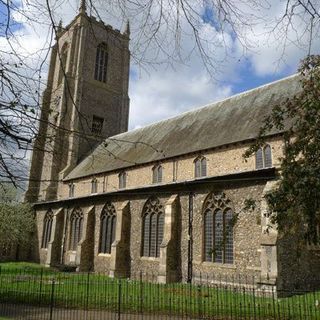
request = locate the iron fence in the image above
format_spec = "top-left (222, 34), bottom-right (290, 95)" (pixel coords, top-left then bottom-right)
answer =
top-left (0, 267), bottom-right (320, 319)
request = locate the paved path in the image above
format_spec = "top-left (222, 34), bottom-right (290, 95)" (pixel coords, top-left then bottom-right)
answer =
top-left (0, 303), bottom-right (202, 320)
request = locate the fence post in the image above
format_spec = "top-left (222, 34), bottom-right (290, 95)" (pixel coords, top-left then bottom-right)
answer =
top-left (197, 285), bottom-right (202, 319)
top-left (39, 268), bottom-right (43, 305)
top-left (118, 280), bottom-right (122, 320)
top-left (139, 271), bottom-right (144, 316)
top-left (85, 272), bottom-right (90, 312)
top-left (49, 279), bottom-right (55, 320)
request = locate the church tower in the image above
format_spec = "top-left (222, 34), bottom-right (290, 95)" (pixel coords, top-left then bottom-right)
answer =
top-left (25, 1), bottom-right (130, 202)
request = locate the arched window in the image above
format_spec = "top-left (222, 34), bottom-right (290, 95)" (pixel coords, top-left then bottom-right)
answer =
top-left (255, 144), bottom-right (272, 169)
top-left (41, 210), bottom-right (54, 249)
top-left (69, 208), bottom-right (84, 251)
top-left (69, 183), bottom-right (75, 198)
top-left (152, 165), bottom-right (163, 184)
top-left (203, 192), bottom-right (234, 264)
top-left (91, 178), bottom-right (98, 194)
top-left (99, 203), bottom-right (116, 254)
top-left (142, 197), bottom-right (164, 258)
top-left (119, 172), bottom-right (126, 189)
top-left (58, 43), bottom-right (68, 85)
top-left (195, 156), bottom-right (207, 178)
top-left (94, 43), bottom-right (108, 82)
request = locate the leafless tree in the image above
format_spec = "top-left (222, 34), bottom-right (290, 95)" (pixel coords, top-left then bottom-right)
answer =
top-left (0, 0), bottom-right (319, 191)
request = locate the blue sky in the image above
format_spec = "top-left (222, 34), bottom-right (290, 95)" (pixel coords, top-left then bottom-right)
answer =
top-left (0, 0), bottom-right (318, 130)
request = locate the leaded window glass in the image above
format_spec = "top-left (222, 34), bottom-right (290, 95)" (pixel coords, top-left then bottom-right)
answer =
top-left (69, 208), bottom-right (83, 251)
top-left (94, 44), bottom-right (108, 82)
top-left (41, 210), bottom-right (54, 249)
top-left (152, 165), bottom-right (163, 183)
top-left (256, 144), bottom-right (272, 169)
top-left (195, 156), bottom-right (207, 178)
top-left (91, 178), bottom-right (98, 194)
top-left (119, 172), bottom-right (126, 189)
top-left (142, 197), bottom-right (164, 258)
top-left (99, 203), bottom-right (116, 254)
top-left (203, 192), bottom-right (234, 264)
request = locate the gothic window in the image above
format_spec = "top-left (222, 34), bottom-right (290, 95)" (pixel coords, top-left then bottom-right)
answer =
top-left (195, 156), bottom-right (207, 178)
top-left (69, 208), bottom-right (83, 251)
top-left (58, 43), bottom-right (68, 85)
top-left (69, 183), bottom-right (75, 198)
top-left (99, 203), bottom-right (116, 254)
top-left (142, 197), bottom-right (164, 258)
top-left (203, 192), bottom-right (234, 264)
top-left (256, 144), bottom-right (272, 169)
top-left (41, 210), bottom-right (54, 249)
top-left (152, 165), bottom-right (163, 184)
top-left (91, 116), bottom-right (104, 135)
top-left (119, 172), bottom-right (126, 189)
top-left (91, 178), bottom-right (98, 194)
top-left (94, 43), bottom-right (108, 82)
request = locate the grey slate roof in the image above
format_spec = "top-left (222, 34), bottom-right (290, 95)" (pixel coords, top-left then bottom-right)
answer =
top-left (65, 74), bottom-right (301, 181)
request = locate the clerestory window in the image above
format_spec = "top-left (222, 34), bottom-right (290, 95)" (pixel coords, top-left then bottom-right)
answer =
top-left (255, 144), bottom-right (272, 169)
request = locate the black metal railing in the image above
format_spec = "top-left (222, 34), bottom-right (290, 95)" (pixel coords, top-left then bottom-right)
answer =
top-left (0, 267), bottom-right (320, 319)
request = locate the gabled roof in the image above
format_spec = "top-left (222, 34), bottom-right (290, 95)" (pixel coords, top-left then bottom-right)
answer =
top-left (65, 74), bottom-right (301, 181)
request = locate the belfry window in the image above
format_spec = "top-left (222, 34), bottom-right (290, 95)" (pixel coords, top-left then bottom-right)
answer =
top-left (41, 210), bottom-right (54, 249)
top-left (94, 43), bottom-right (108, 82)
top-left (69, 208), bottom-right (83, 251)
top-left (142, 197), bottom-right (164, 258)
top-left (152, 165), bottom-right (163, 184)
top-left (255, 144), bottom-right (272, 169)
top-left (69, 183), bottom-right (75, 198)
top-left (119, 172), bottom-right (126, 189)
top-left (203, 192), bottom-right (234, 264)
top-left (195, 156), bottom-right (207, 178)
top-left (91, 116), bottom-right (104, 135)
top-left (99, 203), bottom-right (117, 254)
top-left (91, 178), bottom-right (98, 194)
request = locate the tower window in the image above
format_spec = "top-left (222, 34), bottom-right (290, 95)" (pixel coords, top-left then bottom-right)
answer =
top-left (255, 144), bottom-right (272, 169)
top-left (94, 44), bottom-right (108, 82)
top-left (91, 116), bottom-right (104, 135)
top-left (119, 172), bottom-right (126, 189)
top-left (152, 165), bottom-right (163, 184)
top-left (194, 156), bottom-right (207, 178)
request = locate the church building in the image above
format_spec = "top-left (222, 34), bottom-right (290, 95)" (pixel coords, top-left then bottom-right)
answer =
top-left (25, 2), bottom-right (320, 294)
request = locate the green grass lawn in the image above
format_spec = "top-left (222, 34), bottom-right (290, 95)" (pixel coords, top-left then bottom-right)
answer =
top-left (0, 262), bottom-right (319, 319)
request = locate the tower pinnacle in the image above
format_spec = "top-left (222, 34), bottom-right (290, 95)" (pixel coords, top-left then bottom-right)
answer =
top-left (125, 20), bottom-right (130, 36)
top-left (79, 0), bottom-right (86, 14)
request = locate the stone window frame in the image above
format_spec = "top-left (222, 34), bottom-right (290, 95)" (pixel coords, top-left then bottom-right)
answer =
top-left (118, 171), bottom-right (127, 189)
top-left (194, 156), bottom-right (207, 178)
top-left (98, 203), bottom-right (117, 254)
top-left (91, 178), bottom-right (98, 194)
top-left (41, 209), bottom-right (54, 249)
top-left (94, 43), bottom-right (108, 83)
top-left (69, 183), bottom-right (75, 198)
top-left (152, 164), bottom-right (163, 184)
top-left (141, 197), bottom-right (164, 258)
top-left (202, 192), bottom-right (234, 264)
top-left (69, 208), bottom-right (84, 251)
top-left (255, 144), bottom-right (272, 170)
